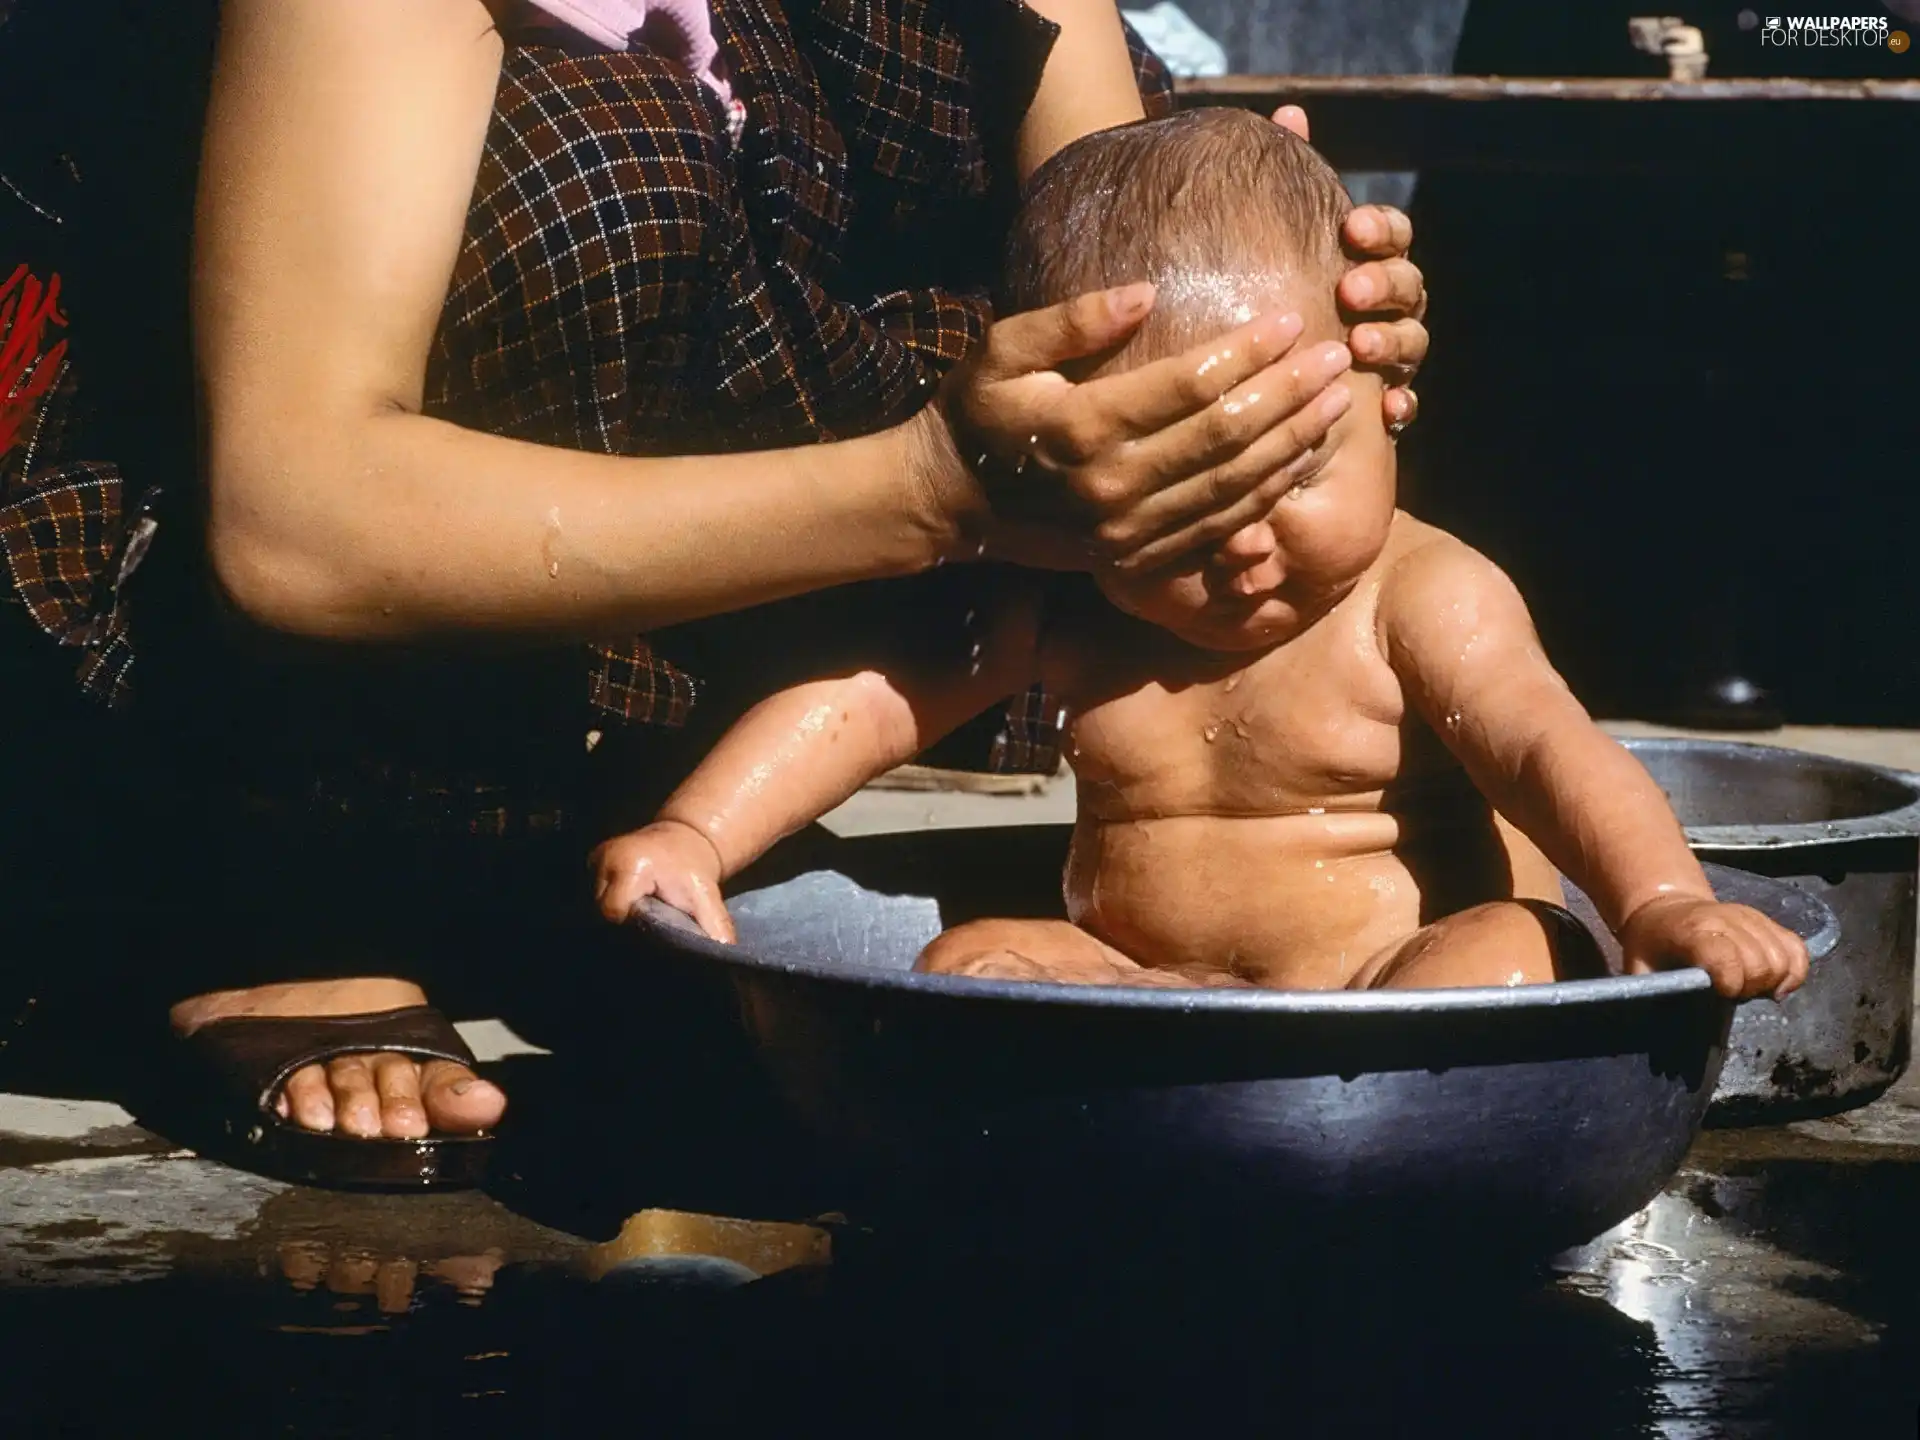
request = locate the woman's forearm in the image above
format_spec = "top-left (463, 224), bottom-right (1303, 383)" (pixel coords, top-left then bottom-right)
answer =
top-left (206, 406), bottom-right (958, 641)
top-left (196, 0), bottom-right (963, 642)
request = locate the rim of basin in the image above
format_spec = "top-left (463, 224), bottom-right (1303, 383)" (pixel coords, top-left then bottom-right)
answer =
top-left (1619, 736), bottom-right (1920, 850)
top-left (640, 908), bottom-right (1722, 1016)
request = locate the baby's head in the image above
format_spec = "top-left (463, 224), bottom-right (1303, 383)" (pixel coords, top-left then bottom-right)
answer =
top-left (1004, 108), bottom-right (1394, 652)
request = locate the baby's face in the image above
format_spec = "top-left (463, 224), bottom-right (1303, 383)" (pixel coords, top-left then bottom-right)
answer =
top-left (1098, 365), bottom-right (1395, 653)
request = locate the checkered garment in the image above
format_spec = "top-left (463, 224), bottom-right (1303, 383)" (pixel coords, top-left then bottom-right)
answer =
top-left (2, 0), bottom-right (1172, 833)
top-left (0, 261), bottom-right (153, 707)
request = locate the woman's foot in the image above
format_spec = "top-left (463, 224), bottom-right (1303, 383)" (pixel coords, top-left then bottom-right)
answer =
top-left (169, 978), bottom-right (507, 1140)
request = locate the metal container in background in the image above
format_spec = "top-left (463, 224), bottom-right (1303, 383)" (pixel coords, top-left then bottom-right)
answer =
top-left (1619, 738), bottom-right (1920, 1124)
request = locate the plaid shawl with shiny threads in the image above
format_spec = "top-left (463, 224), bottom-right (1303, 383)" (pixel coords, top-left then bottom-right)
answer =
top-left (5, 0), bottom-right (1172, 826)
top-left (427, 0), bottom-right (1169, 776)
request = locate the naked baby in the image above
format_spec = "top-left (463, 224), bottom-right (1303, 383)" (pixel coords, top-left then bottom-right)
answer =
top-left (594, 109), bottom-right (1807, 1002)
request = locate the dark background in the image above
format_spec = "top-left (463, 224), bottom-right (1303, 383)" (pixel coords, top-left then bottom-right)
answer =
top-left (1174, 0), bottom-right (1920, 723)
top-left (2, 0), bottom-right (1917, 916)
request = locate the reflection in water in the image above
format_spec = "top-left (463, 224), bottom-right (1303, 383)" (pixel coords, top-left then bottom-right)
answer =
top-left (274, 1242), bottom-right (506, 1326)
top-left (0, 1160), bottom-right (1914, 1438)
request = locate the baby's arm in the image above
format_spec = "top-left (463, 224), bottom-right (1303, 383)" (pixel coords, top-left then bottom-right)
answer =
top-left (1377, 539), bottom-right (1806, 999)
top-left (592, 584), bottom-right (1045, 937)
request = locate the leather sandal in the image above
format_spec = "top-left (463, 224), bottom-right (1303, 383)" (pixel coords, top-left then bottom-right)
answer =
top-left (172, 1005), bottom-right (494, 1190)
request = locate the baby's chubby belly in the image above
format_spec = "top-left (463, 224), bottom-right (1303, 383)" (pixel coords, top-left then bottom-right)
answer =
top-left (1064, 808), bottom-right (1560, 988)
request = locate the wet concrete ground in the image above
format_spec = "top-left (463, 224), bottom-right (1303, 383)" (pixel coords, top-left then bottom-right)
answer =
top-left (2, 1058), bottom-right (1914, 1437)
top-left (2, 724), bottom-right (1917, 1437)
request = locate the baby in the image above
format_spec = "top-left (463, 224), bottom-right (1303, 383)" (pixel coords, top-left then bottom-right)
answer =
top-left (594, 109), bottom-right (1807, 1001)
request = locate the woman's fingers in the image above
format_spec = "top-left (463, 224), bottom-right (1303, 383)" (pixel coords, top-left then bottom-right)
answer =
top-left (1270, 104), bottom-right (1310, 140)
top-left (1385, 387), bottom-right (1419, 434)
top-left (1107, 384), bottom-right (1352, 572)
top-left (1340, 258), bottom-right (1426, 320)
top-left (1089, 344), bottom-right (1349, 550)
top-left (1352, 317), bottom-right (1430, 374)
top-left (1089, 310), bottom-right (1309, 443)
top-left (974, 283), bottom-right (1157, 384)
top-left (1343, 204), bottom-right (1414, 260)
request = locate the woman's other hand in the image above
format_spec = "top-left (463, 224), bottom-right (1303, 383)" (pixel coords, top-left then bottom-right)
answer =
top-left (1272, 105), bottom-right (1426, 435)
top-left (929, 286), bottom-right (1354, 576)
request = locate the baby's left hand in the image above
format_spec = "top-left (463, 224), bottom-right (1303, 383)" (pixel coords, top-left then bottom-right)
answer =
top-left (1618, 896), bottom-right (1810, 1000)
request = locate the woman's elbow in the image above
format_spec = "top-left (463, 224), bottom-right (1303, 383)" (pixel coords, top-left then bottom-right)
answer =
top-left (205, 453), bottom-right (371, 639)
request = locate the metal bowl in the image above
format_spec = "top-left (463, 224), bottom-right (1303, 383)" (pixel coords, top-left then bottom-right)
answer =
top-left (1618, 739), bottom-right (1920, 1122)
top-left (635, 832), bottom-right (1834, 1261)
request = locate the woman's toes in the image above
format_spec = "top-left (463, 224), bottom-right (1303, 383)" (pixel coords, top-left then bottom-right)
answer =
top-left (419, 1060), bottom-right (506, 1134)
top-left (371, 1053), bottom-right (430, 1140)
top-left (325, 1055), bottom-right (385, 1138)
top-left (282, 1064), bottom-right (337, 1133)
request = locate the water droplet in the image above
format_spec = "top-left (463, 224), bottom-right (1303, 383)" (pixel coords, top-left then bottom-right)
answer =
top-left (1313, 859), bottom-right (1324, 868)
top-left (547, 560), bottom-right (560, 578)
top-left (1202, 723), bottom-right (1220, 743)
top-left (1223, 674), bottom-right (1241, 693)
top-left (964, 609), bottom-right (976, 626)
top-left (1444, 711), bottom-right (1463, 732)
top-left (585, 729), bottom-right (603, 753)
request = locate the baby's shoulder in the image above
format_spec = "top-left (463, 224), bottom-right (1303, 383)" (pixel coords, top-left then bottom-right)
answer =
top-left (1373, 515), bottom-right (1536, 652)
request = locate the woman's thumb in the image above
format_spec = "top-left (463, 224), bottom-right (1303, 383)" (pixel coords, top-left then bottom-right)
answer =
top-left (976, 283), bottom-right (1155, 381)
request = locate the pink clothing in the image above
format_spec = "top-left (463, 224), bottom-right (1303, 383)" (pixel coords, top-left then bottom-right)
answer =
top-left (524, 0), bottom-right (732, 102)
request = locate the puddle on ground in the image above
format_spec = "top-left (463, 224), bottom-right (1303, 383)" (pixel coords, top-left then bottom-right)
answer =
top-left (0, 1149), bottom-right (1913, 1438)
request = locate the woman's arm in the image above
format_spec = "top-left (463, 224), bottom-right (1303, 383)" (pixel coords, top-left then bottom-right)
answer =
top-left (1015, 0), bottom-right (1148, 177)
top-left (199, 0), bottom-right (1358, 642)
top-left (197, 0), bottom-right (960, 642)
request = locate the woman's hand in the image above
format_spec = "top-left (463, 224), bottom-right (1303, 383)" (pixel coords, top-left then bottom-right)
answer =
top-left (926, 285), bottom-right (1355, 576)
top-left (1272, 105), bottom-right (1427, 434)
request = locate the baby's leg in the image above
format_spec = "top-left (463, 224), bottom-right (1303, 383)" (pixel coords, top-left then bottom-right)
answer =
top-left (917, 919), bottom-right (1252, 989)
top-left (1349, 900), bottom-right (1609, 991)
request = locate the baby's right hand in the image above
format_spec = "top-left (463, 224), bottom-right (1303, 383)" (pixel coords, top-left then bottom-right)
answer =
top-left (590, 820), bottom-right (736, 943)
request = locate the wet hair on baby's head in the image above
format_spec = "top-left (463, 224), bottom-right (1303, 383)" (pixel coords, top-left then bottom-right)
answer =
top-left (1003, 108), bottom-right (1353, 367)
